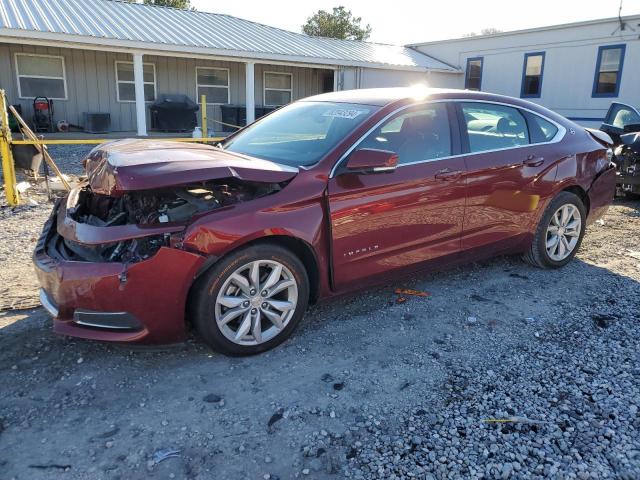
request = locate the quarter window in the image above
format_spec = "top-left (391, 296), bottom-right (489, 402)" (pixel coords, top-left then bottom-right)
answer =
top-left (521, 52), bottom-right (545, 98)
top-left (264, 72), bottom-right (293, 107)
top-left (462, 103), bottom-right (529, 153)
top-left (358, 103), bottom-right (451, 165)
top-left (524, 111), bottom-right (558, 143)
top-left (465, 57), bottom-right (483, 90)
top-left (592, 45), bottom-right (625, 97)
top-left (15, 53), bottom-right (67, 100)
top-left (115, 61), bottom-right (156, 102)
top-left (196, 67), bottom-right (230, 104)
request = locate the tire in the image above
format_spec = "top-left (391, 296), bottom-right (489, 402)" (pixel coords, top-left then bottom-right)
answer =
top-left (523, 191), bottom-right (587, 269)
top-left (192, 244), bottom-right (309, 356)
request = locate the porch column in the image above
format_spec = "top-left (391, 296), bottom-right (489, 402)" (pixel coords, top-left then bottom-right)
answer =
top-left (245, 61), bottom-right (255, 125)
top-left (333, 69), bottom-right (339, 91)
top-left (132, 52), bottom-right (147, 136)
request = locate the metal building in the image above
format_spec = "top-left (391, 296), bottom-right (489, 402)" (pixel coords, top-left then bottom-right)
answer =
top-left (0, 0), bottom-right (458, 135)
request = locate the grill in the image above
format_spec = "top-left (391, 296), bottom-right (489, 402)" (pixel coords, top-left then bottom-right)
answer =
top-left (149, 94), bottom-right (199, 132)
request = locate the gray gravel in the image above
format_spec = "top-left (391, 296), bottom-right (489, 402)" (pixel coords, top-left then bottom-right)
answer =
top-left (0, 166), bottom-right (639, 478)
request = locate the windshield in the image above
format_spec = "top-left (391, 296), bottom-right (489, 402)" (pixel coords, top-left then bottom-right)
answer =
top-left (223, 101), bottom-right (378, 167)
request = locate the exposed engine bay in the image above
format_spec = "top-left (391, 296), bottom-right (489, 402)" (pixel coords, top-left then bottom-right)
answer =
top-left (60, 179), bottom-right (285, 263)
top-left (613, 133), bottom-right (640, 195)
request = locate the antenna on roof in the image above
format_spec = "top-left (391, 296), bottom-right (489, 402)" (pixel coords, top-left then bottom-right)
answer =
top-left (611, 0), bottom-right (636, 35)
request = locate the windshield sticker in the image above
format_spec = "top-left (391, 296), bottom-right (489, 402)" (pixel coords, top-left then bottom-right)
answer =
top-left (322, 108), bottom-right (369, 119)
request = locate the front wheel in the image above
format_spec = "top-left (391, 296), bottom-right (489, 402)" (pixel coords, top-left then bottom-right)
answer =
top-left (523, 191), bottom-right (586, 268)
top-left (192, 244), bottom-right (309, 356)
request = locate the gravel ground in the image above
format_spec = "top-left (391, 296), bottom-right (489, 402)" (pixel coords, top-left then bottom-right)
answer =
top-left (1, 147), bottom-right (639, 478)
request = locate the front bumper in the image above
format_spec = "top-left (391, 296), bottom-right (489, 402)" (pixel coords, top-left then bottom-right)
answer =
top-left (34, 206), bottom-right (206, 344)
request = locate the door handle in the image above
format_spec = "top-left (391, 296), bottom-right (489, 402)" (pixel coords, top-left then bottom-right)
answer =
top-left (523, 155), bottom-right (545, 167)
top-left (434, 168), bottom-right (463, 180)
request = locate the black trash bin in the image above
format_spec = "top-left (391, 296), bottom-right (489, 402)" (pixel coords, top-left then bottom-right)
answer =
top-left (150, 94), bottom-right (199, 132)
top-left (12, 143), bottom-right (42, 173)
top-left (220, 104), bottom-right (244, 132)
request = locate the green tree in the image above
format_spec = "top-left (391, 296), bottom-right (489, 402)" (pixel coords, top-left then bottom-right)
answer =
top-left (302, 6), bottom-right (371, 41)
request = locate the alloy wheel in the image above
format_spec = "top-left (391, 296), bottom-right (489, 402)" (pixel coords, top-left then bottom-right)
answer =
top-left (214, 260), bottom-right (298, 345)
top-left (545, 204), bottom-right (582, 261)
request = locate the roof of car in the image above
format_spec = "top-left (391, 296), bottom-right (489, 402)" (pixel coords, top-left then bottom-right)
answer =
top-left (303, 87), bottom-right (501, 106)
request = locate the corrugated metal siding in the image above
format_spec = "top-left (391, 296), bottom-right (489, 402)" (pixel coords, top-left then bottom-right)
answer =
top-left (0, 42), bottom-right (327, 131)
top-left (0, 0), bottom-right (456, 71)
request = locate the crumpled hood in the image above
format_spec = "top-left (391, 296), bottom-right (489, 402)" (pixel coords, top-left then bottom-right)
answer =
top-left (84, 139), bottom-right (298, 196)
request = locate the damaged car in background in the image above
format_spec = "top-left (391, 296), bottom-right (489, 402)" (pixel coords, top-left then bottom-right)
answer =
top-left (600, 102), bottom-right (640, 197)
top-left (35, 88), bottom-right (616, 356)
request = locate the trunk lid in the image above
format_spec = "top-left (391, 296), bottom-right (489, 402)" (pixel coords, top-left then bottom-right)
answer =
top-left (85, 139), bottom-right (298, 196)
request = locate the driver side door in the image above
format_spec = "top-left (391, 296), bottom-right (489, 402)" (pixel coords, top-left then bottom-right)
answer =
top-left (326, 102), bottom-right (467, 291)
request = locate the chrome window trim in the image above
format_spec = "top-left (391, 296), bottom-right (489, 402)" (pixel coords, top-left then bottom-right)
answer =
top-left (329, 98), bottom-right (567, 178)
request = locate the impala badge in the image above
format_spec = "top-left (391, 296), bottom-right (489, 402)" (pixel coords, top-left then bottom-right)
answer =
top-left (344, 245), bottom-right (379, 257)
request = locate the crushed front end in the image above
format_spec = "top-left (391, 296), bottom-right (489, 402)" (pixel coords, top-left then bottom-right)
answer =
top-left (33, 139), bottom-right (296, 344)
top-left (33, 197), bottom-right (206, 343)
top-left (613, 133), bottom-right (640, 195)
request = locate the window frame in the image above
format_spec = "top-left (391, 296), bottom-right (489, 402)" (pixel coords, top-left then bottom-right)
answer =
top-left (520, 51), bottom-right (545, 99)
top-left (464, 57), bottom-right (483, 91)
top-left (195, 66), bottom-right (230, 105)
top-left (592, 44), bottom-right (626, 98)
top-left (15, 53), bottom-right (68, 100)
top-left (330, 100), bottom-right (566, 178)
top-left (115, 60), bottom-right (157, 103)
top-left (263, 71), bottom-right (293, 107)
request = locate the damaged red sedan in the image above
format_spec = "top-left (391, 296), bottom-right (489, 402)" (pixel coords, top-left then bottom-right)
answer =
top-left (34, 88), bottom-right (616, 355)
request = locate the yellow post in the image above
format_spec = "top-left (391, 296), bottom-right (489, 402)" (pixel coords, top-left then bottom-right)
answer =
top-left (201, 94), bottom-right (207, 137)
top-left (0, 89), bottom-right (19, 206)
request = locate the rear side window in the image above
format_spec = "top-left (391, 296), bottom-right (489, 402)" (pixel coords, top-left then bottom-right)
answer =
top-left (524, 111), bottom-right (559, 143)
top-left (461, 103), bottom-right (529, 153)
top-left (358, 103), bottom-right (451, 165)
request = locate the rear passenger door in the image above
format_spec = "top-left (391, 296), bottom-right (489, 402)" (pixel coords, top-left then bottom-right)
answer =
top-left (457, 102), bottom-right (560, 254)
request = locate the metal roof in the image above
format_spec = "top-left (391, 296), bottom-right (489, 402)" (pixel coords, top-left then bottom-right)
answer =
top-left (0, 0), bottom-right (457, 72)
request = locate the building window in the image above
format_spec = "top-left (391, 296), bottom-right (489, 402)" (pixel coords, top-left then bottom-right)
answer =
top-left (196, 67), bottom-right (230, 104)
top-left (115, 61), bottom-right (156, 103)
top-left (521, 52), bottom-right (545, 98)
top-left (264, 72), bottom-right (293, 106)
top-left (15, 53), bottom-right (67, 100)
top-left (464, 57), bottom-right (483, 90)
top-left (592, 44), bottom-right (625, 97)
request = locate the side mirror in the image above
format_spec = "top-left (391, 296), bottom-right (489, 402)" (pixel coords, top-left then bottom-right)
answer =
top-left (345, 148), bottom-right (399, 174)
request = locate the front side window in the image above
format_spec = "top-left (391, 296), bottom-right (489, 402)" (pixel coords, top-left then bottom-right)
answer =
top-left (358, 103), bottom-right (451, 165)
top-left (465, 57), bottom-right (483, 90)
top-left (15, 53), bottom-right (67, 100)
top-left (462, 103), bottom-right (529, 153)
top-left (264, 72), bottom-right (293, 106)
top-left (196, 67), bottom-right (229, 104)
top-left (224, 101), bottom-right (377, 167)
top-left (593, 45), bottom-right (625, 97)
top-left (521, 52), bottom-right (545, 98)
top-left (115, 61), bottom-right (156, 102)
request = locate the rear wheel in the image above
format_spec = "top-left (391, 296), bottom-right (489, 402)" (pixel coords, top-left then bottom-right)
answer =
top-left (192, 244), bottom-right (309, 356)
top-left (523, 191), bottom-right (586, 268)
